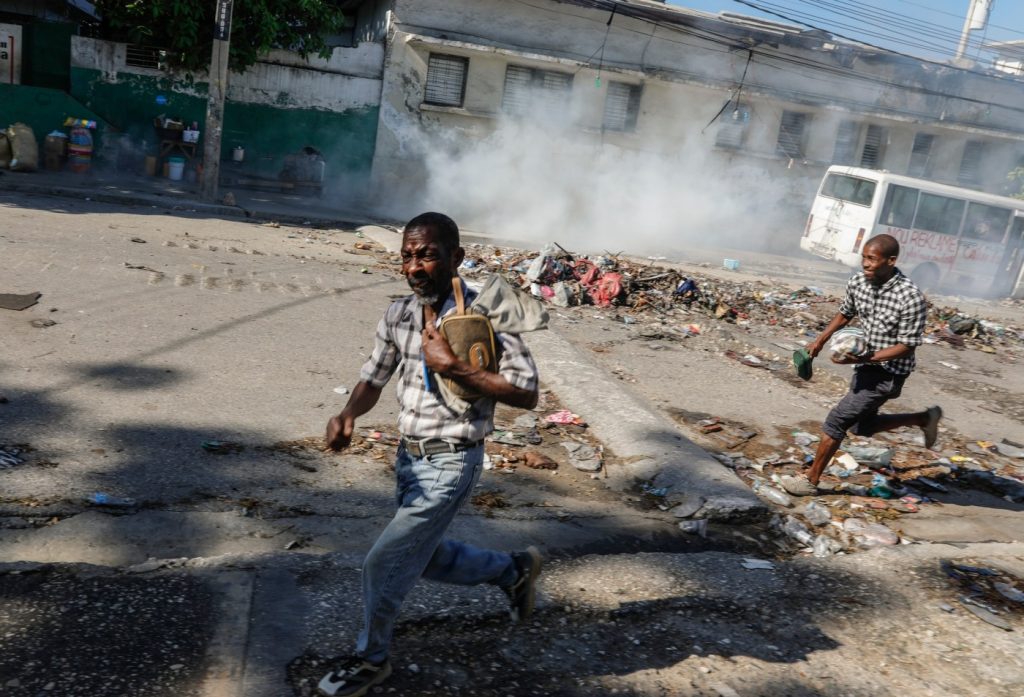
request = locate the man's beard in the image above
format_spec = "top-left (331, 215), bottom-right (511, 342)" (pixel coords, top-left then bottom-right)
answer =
top-left (408, 276), bottom-right (442, 306)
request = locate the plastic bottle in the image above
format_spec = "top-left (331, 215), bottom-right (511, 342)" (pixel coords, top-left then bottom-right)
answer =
top-left (88, 492), bottom-right (136, 507)
top-left (803, 501), bottom-right (832, 526)
top-left (781, 515), bottom-right (814, 545)
top-left (751, 479), bottom-right (793, 507)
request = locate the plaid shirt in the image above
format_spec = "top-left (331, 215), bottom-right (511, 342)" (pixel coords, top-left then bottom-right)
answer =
top-left (360, 279), bottom-right (539, 442)
top-left (838, 268), bottom-right (926, 375)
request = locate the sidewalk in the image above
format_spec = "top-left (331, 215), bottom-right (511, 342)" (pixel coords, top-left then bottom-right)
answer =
top-left (0, 167), bottom-right (378, 229)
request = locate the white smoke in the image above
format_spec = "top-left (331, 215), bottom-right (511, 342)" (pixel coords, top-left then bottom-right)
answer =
top-left (412, 98), bottom-right (809, 257)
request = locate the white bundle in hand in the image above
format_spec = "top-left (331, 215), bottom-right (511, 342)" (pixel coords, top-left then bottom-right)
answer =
top-left (828, 327), bottom-right (867, 360)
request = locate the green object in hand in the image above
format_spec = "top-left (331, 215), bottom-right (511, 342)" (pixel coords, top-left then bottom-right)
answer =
top-left (793, 348), bottom-right (813, 381)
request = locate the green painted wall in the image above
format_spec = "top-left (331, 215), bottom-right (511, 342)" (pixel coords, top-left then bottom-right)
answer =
top-left (70, 67), bottom-right (207, 149)
top-left (69, 66), bottom-right (379, 180)
top-left (222, 102), bottom-right (378, 178)
top-left (0, 83), bottom-right (108, 153)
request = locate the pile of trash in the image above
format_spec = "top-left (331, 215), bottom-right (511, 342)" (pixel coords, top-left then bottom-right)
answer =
top-left (486, 408), bottom-right (603, 474)
top-left (459, 242), bottom-right (837, 333)
top-left (704, 426), bottom-right (1024, 556)
top-left (458, 242), bottom-right (1024, 361)
top-left (924, 306), bottom-right (1024, 354)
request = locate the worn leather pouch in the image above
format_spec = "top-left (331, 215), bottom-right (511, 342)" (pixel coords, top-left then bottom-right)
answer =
top-left (437, 278), bottom-right (498, 400)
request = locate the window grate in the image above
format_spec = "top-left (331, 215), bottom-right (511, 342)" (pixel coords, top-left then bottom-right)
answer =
top-left (424, 54), bottom-right (468, 107)
top-left (125, 45), bottom-right (165, 70)
top-left (958, 140), bottom-right (985, 186)
top-left (603, 82), bottom-right (641, 132)
top-left (501, 65), bottom-right (572, 115)
top-left (776, 111), bottom-right (807, 158)
top-left (832, 120), bottom-right (858, 165)
top-left (860, 124), bottom-right (885, 169)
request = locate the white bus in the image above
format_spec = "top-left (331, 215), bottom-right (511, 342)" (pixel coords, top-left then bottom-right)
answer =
top-left (801, 166), bottom-right (1024, 297)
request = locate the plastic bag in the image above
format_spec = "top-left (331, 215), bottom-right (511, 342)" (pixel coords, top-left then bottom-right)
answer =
top-left (828, 327), bottom-right (867, 360)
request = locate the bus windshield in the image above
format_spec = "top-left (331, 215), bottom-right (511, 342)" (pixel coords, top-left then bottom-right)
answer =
top-left (820, 173), bottom-right (877, 206)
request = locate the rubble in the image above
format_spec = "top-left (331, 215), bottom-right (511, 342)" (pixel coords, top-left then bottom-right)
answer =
top-left (452, 241), bottom-right (1024, 361)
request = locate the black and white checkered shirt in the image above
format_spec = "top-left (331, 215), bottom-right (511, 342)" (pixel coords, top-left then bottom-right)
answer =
top-left (837, 268), bottom-right (926, 375)
top-left (360, 279), bottom-right (539, 442)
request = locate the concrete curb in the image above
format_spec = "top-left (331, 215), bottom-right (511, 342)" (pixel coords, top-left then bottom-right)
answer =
top-left (0, 179), bottom-right (371, 230)
top-left (528, 329), bottom-right (767, 522)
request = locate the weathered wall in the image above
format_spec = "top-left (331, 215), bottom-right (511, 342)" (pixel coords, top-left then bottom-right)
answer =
top-left (69, 37), bottom-right (384, 183)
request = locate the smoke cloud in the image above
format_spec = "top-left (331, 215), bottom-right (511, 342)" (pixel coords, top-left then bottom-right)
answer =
top-left (415, 101), bottom-right (807, 257)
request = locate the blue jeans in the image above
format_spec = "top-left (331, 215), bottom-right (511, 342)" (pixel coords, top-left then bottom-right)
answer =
top-left (355, 444), bottom-right (517, 663)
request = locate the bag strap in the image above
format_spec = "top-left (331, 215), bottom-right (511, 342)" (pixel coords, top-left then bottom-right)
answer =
top-left (451, 277), bottom-right (466, 315)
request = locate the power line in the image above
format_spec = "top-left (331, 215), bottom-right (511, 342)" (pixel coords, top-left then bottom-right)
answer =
top-left (500, 0), bottom-right (1024, 122)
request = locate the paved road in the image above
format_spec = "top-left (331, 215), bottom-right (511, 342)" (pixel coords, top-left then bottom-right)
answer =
top-left (1, 191), bottom-right (1023, 696)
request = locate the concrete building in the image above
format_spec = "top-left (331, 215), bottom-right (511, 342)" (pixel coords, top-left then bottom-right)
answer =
top-left (365, 0), bottom-right (1024, 244)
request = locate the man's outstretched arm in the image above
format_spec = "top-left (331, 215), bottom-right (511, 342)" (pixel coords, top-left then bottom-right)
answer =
top-left (325, 381), bottom-right (384, 451)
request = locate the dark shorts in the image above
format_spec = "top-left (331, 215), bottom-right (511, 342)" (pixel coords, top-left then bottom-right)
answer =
top-left (822, 364), bottom-right (907, 441)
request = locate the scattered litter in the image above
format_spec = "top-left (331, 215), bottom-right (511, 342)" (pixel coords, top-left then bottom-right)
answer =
top-left (741, 558), bottom-right (774, 570)
top-left (938, 361), bottom-right (961, 371)
top-left (994, 582), bottom-right (1024, 603)
top-left (544, 410), bottom-right (585, 426)
top-left (87, 492), bottom-right (136, 507)
top-left (333, 386), bottom-right (349, 395)
top-left (679, 519), bottom-right (708, 537)
top-left (29, 319), bottom-right (57, 328)
top-left (561, 441), bottom-right (602, 472)
top-left (959, 598), bottom-right (1013, 631)
top-left (0, 446), bottom-right (26, 468)
top-left (522, 451), bottom-right (558, 470)
top-left (201, 440), bottom-right (244, 454)
top-left (130, 237), bottom-right (147, 243)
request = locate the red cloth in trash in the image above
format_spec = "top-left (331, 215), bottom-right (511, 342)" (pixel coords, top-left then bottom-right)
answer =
top-left (590, 272), bottom-right (623, 307)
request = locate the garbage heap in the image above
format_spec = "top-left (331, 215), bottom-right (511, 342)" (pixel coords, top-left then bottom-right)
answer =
top-left (458, 242), bottom-right (1024, 355)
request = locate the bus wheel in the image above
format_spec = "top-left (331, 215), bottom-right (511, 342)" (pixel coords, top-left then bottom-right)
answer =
top-left (910, 263), bottom-right (940, 291)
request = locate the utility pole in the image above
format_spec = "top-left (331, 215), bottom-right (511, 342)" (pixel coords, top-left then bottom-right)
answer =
top-left (955, 0), bottom-right (993, 62)
top-left (201, 0), bottom-right (233, 201)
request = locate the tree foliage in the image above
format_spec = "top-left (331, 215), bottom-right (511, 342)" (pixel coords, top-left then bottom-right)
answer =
top-left (93, 0), bottom-right (348, 74)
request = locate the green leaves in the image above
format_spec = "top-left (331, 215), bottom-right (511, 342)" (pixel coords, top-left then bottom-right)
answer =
top-left (94, 0), bottom-right (347, 74)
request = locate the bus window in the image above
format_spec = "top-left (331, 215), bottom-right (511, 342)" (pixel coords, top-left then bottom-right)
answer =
top-left (914, 193), bottom-right (965, 236)
top-left (962, 203), bottom-right (1012, 242)
top-left (821, 173), bottom-right (877, 206)
top-left (880, 185), bottom-right (918, 227)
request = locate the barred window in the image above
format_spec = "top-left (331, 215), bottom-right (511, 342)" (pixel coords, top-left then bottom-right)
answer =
top-left (502, 65), bottom-right (572, 115)
top-left (603, 82), bottom-right (641, 132)
top-left (424, 54), bottom-right (468, 107)
top-left (832, 120), bottom-right (859, 165)
top-left (776, 111), bottom-right (808, 158)
top-left (860, 124), bottom-right (886, 169)
top-left (908, 133), bottom-right (935, 177)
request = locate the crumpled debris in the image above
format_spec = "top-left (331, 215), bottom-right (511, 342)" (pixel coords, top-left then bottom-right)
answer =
top-left (522, 451), bottom-right (557, 470)
top-left (561, 441), bottom-right (602, 472)
top-left (543, 409), bottom-right (585, 426)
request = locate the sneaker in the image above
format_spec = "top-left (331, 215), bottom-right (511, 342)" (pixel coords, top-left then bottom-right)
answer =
top-left (779, 474), bottom-right (818, 497)
top-left (503, 546), bottom-right (541, 622)
top-left (316, 656), bottom-right (392, 697)
top-left (922, 406), bottom-right (943, 449)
